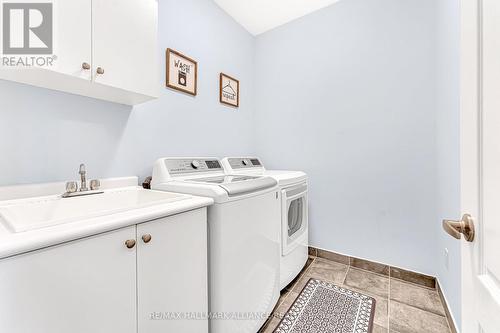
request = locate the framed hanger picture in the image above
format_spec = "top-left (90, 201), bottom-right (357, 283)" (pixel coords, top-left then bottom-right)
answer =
top-left (166, 48), bottom-right (197, 96)
top-left (220, 73), bottom-right (239, 107)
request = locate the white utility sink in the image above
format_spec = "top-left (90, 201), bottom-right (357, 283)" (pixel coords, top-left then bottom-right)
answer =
top-left (0, 187), bottom-right (190, 233)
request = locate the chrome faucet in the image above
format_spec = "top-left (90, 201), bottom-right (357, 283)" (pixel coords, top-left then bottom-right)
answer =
top-left (62, 164), bottom-right (103, 198)
top-left (79, 164), bottom-right (88, 192)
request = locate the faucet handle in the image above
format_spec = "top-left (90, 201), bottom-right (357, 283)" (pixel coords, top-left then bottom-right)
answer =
top-left (65, 181), bottom-right (78, 193)
top-left (90, 179), bottom-right (101, 191)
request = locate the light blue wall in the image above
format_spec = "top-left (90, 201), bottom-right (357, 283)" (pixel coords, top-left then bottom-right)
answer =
top-left (0, 0), bottom-right (255, 186)
top-left (254, 0), bottom-right (438, 275)
top-left (435, 0), bottom-right (461, 328)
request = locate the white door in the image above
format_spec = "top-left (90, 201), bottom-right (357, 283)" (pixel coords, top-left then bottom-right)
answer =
top-left (458, 0), bottom-right (500, 331)
top-left (137, 209), bottom-right (209, 333)
top-left (0, 226), bottom-right (137, 333)
top-left (52, 0), bottom-right (92, 79)
top-left (92, 0), bottom-right (159, 97)
top-left (0, 0), bottom-right (91, 78)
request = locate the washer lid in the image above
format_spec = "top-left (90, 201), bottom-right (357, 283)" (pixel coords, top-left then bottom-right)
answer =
top-left (185, 175), bottom-right (277, 196)
top-left (186, 175), bottom-right (259, 184)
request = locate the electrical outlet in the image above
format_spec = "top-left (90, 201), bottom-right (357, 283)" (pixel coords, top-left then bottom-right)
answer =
top-left (444, 248), bottom-right (449, 270)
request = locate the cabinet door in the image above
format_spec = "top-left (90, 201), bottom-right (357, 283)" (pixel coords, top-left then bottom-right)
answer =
top-left (137, 209), bottom-right (209, 333)
top-left (92, 0), bottom-right (159, 97)
top-left (0, 227), bottom-right (137, 333)
top-left (52, 0), bottom-right (92, 79)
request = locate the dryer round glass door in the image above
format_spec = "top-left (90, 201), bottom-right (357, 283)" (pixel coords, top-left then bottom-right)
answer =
top-left (281, 184), bottom-right (308, 256)
top-left (288, 197), bottom-right (304, 237)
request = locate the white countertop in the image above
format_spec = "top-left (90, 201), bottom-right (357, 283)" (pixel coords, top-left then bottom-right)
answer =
top-left (0, 179), bottom-right (213, 259)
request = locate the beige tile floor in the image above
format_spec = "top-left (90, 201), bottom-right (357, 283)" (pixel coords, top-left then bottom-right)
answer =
top-left (259, 256), bottom-right (452, 333)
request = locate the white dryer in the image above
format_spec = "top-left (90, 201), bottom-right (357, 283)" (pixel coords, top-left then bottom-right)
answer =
top-left (221, 157), bottom-right (308, 290)
top-left (151, 158), bottom-right (281, 333)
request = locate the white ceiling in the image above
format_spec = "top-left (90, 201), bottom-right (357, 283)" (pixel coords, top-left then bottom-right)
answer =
top-left (214, 0), bottom-right (341, 36)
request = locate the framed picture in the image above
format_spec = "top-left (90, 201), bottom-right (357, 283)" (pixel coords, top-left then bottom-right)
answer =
top-left (166, 48), bottom-right (198, 96)
top-left (220, 73), bottom-right (240, 107)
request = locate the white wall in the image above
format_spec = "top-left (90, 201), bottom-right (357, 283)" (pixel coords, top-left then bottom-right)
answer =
top-left (254, 0), bottom-right (438, 275)
top-left (0, 0), bottom-right (255, 186)
top-left (435, 0), bottom-right (461, 327)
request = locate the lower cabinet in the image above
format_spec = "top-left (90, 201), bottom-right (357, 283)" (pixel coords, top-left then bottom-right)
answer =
top-left (137, 208), bottom-right (209, 333)
top-left (0, 208), bottom-right (208, 333)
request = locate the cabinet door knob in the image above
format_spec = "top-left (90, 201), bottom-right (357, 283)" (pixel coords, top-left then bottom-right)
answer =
top-left (96, 67), bottom-right (105, 75)
top-left (82, 62), bottom-right (91, 70)
top-left (142, 234), bottom-right (152, 243)
top-left (125, 239), bottom-right (136, 249)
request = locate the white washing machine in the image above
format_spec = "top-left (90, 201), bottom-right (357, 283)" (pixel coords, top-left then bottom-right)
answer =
top-left (151, 158), bottom-right (281, 333)
top-left (221, 157), bottom-right (308, 290)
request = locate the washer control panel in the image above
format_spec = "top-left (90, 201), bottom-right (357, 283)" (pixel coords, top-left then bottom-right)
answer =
top-left (165, 158), bottom-right (223, 175)
top-left (227, 157), bottom-right (263, 170)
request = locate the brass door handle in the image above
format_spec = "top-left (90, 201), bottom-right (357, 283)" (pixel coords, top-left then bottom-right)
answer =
top-left (125, 239), bottom-right (136, 249)
top-left (443, 214), bottom-right (475, 242)
top-left (82, 62), bottom-right (91, 70)
top-left (142, 234), bottom-right (152, 244)
top-left (96, 67), bottom-right (105, 75)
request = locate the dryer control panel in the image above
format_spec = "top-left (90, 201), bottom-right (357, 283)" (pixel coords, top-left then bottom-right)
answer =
top-left (226, 157), bottom-right (263, 170)
top-left (165, 158), bottom-right (223, 175)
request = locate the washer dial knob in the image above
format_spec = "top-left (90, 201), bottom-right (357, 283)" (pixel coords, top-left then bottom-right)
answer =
top-left (191, 160), bottom-right (201, 169)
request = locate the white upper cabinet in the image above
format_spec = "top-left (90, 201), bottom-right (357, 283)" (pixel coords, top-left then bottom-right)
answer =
top-left (92, 0), bottom-right (159, 97)
top-left (52, 0), bottom-right (92, 80)
top-left (0, 0), bottom-right (159, 105)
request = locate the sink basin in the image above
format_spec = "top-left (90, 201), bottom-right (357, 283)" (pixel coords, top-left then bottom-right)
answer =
top-left (0, 187), bottom-right (190, 233)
